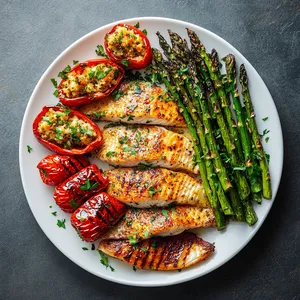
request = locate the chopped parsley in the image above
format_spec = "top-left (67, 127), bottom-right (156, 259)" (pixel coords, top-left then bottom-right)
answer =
top-left (51, 211), bottom-right (57, 216)
top-left (137, 163), bottom-right (155, 170)
top-left (112, 89), bottom-right (125, 101)
top-left (142, 29), bottom-right (147, 35)
top-left (265, 153), bottom-right (270, 164)
top-left (261, 129), bottom-right (270, 137)
top-left (95, 45), bottom-right (109, 58)
top-left (73, 60), bottom-right (79, 65)
top-left (262, 117), bottom-right (269, 121)
top-left (50, 78), bottom-right (58, 88)
top-left (98, 250), bottom-right (114, 271)
top-left (133, 85), bottom-right (142, 94)
top-left (119, 136), bottom-right (129, 144)
top-left (106, 151), bottom-right (115, 157)
top-left (149, 186), bottom-right (156, 197)
top-left (265, 137), bottom-right (269, 143)
top-left (27, 145), bottom-right (33, 153)
top-left (161, 209), bottom-right (168, 217)
top-left (80, 178), bottom-right (99, 191)
top-left (82, 247), bottom-right (89, 251)
top-left (94, 111), bottom-right (106, 120)
top-left (58, 65), bottom-right (71, 79)
top-left (121, 59), bottom-right (129, 67)
top-left (69, 199), bottom-right (81, 209)
top-left (150, 216), bottom-right (156, 223)
top-left (133, 266), bottom-right (137, 272)
top-left (144, 230), bottom-right (150, 239)
top-left (53, 89), bottom-right (58, 97)
top-left (128, 104), bottom-right (138, 111)
top-left (178, 67), bottom-right (188, 75)
top-left (128, 235), bottom-right (138, 245)
top-left (126, 220), bottom-right (133, 227)
top-left (127, 114), bottom-right (134, 121)
top-left (233, 166), bottom-right (246, 171)
top-left (57, 219), bottom-right (66, 229)
top-left (140, 247), bottom-right (148, 252)
top-left (151, 242), bottom-right (157, 248)
top-left (134, 22), bottom-right (140, 28)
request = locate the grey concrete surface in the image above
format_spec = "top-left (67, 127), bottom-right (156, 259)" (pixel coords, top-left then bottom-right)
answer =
top-left (1, 0), bottom-right (300, 299)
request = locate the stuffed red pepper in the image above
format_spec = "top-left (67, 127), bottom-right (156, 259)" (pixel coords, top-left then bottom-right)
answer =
top-left (57, 59), bottom-right (124, 106)
top-left (37, 154), bottom-right (90, 186)
top-left (104, 24), bottom-right (152, 70)
top-left (53, 164), bottom-right (108, 213)
top-left (71, 192), bottom-right (126, 242)
top-left (32, 106), bottom-right (103, 155)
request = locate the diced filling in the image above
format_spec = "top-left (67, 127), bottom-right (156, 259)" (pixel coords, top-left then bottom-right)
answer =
top-left (106, 26), bottom-right (146, 60)
top-left (38, 108), bottom-right (97, 149)
top-left (61, 63), bottom-right (120, 98)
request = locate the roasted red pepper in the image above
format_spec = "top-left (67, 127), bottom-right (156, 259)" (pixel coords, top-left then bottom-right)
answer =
top-left (71, 192), bottom-right (126, 242)
top-left (32, 105), bottom-right (103, 155)
top-left (57, 59), bottom-right (124, 106)
top-left (53, 164), bottom-right (108, 213)
top-left (104, 24), bottom-right (152, 70)
top-left (37, 154), bottom-right (90, 186)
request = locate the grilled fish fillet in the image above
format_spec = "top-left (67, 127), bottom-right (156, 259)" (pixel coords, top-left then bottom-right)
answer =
top-left (98, 232), bottom-right (215, 271)
top-left (97, 125), bottom-right (199, 174)
top-left (101, 206), bottom-right (216, 240)
top-left (106, 168), bottom-right (209, 208)
top-left (79, 81), bottom-right (186, 127)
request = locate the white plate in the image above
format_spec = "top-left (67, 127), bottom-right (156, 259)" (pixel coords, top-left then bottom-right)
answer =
top-left (19, 17), bottom-right (283, 287)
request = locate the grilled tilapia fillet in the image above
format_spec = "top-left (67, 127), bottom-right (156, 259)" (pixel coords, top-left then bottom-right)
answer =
top-left (79, 81), bottom-right (186, 127)
top-left (106, 168), bottom-right (209, 208)
top-left (101, 206), bottom-right (216, 240)
top-left (98, 232), bottom-right (215, 271)
top-left (98, 125), bottom-right (199, 174)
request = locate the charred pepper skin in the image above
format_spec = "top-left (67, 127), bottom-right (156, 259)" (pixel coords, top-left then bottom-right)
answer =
top-left (53, 164), bottom-right (109, 213)
top-left (71, 192), bottom-right (127, 242)
top-left (37, 154), bottom-right (90, 186)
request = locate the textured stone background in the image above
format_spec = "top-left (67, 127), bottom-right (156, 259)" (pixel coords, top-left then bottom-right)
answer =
top-left (1, 0), bottom-right (300, 299)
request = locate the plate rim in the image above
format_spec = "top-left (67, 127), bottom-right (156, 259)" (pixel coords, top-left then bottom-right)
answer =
top-left (19, 16), bottom-right (284, 287)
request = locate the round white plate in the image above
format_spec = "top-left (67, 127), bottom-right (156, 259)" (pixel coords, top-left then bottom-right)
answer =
top-left (19, 17), bottom-right (283, 287)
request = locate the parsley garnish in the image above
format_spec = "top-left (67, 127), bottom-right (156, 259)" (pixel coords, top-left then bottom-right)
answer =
top-left (121, 60), bottom-right (129, 67)
top-left (94, 112), bottom-right (106, 120)
top-left (162, 209), bottom-right (168, 217)
top-left (133, 85), bottom-right (142, 94)
top-left (53, 89), bottom-right (58, 97)
top-left (57, 219), bottom-right (66, 229)
top-left (82, 247), bottom-right (89, 251)
top-left (144, 230), bottom-right (150, 239)
top-left (149, 186), bottom-right (156, 197)
top-left (140, 247), bottom-right (148, 252)
top-left (119, 136), bottom-right (129, 144)
top-left (98, 250), bottom-right (114, 271)
top-left (142, 29), bottom-right (147, 35)
top-left (27, 145), bottom-right (33, 153)
top-left (80, 178), bottom-right (99, 191)
top-left (112, 89), bottom-right (125, 101)
top-left (134, 22), bottom-right (140, 28)
top-left (51, 211), bottom-right (57, 216)
top-left (126, 220), bottom-right (133, 227)
top-left (137, 163), bottom-right (155, 170)
top-left (262, 117), bottom-right (269, 121)
top-left (128, 236), bottom-right (138, 245)
top-left (106, 151), bottom-right (115, 157)
top-left (265, 153), bottom-right (270, 164)
top-left (73, 60), bottom-right (79, 65)
top-left (127, 114), bottom-right (134, 121)
top-left (69, 199), bottom-right (81, 209)
top-left (50, 78), bottom-right (58, 88)
top-left (151, 242), bottom-right (157, 248)
top-left (58, 65), bottom-right (71, 79)
top-left (150, 216), bottom-right (156, 223)
top-left (265, 137), bottom-right (269, 143)
top-left (233, 166), bottom-right (246, 171)
top-left (261, 129), bottom-right (270, 137)
top-left (95, 45), bottom-right (109, 58)
top-left (133, 266), bottom-right (137, 272)
top-left (178, 67), bottom-right (188, 75)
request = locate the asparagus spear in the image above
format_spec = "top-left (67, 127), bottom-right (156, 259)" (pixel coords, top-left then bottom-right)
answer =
top-left (185, 30), bottom-right (250, 201)
top-left (167, 31), bottom-right (245, 221)
top-left (225, 54), bottom-right (262, 194)
top-left (240, 64), bottom-right (272, 199)
top-left (157, 31), bottom-right (233, 195)
top-left (152, 49), bottom-right (226, 229)
top-left (210, 49), bottom-right (244, 161)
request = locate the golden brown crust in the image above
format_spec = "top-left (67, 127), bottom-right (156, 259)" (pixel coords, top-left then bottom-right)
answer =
top-left (98, 232), bottom-right (215, 270)
top-left (79, 81), bottom-right (186, 127)
top-left (106, 168), bottom-right (209, 208)
top-left (101, 206), bottom-right (216, 240)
